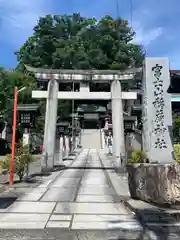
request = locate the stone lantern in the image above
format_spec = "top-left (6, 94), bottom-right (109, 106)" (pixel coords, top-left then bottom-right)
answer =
top-left (124, 116), bottom-right (137, 133)
top-left (17, 104), bottom-right (39, 146)
top-left (56, 122), bottom-right (70, 137)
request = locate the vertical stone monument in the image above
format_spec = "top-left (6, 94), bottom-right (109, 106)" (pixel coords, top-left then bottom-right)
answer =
top-left (142, 58), bottom-right (174, 163)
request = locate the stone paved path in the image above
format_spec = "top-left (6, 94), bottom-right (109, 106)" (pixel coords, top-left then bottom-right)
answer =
top-left (0, 149), bottom-right (179, 239)
top-left (0, 149), bottom-right (144, 237)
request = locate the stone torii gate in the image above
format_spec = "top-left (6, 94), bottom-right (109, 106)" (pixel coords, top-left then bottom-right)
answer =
top-left (26, 66), bottom-right (141, 170)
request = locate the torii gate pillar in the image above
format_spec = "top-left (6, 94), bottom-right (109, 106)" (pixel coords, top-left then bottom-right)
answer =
top-left (111, 80), bottom-right (125, 168)
top-left (42, 79), bottom-right (59, 171)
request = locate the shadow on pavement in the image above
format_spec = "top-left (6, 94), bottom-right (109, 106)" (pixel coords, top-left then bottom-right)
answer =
top-left (52, 165), bottom-right (67, 172)
top-left (0, 197), bottom-right (17, 209)
top-left (63, 166), bottom-right (115, 170)
top-left (129, 206), bottom-right (180, 239)
top-left (30, 172), bottom-right (51, 177)
top-left (106, 212), bottom-right (180, 239)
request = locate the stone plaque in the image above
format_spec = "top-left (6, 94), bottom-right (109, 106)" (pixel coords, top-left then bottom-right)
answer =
top-left (142, 58), bottom-right (174, 163)
top-left (84, 113), bottom-right (99, 120)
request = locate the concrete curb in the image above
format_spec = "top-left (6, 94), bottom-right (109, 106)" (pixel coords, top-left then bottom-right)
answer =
top-left (98, 152), bottom-right (131, 204)
top-left (99, 155), bottom-right (120, 203)
top-left (124, 200), bottom-right (137, 213)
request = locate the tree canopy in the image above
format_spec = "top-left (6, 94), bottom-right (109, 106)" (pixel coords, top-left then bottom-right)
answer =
top-left (14, 13), bottom-right (145, 122)
top-left (0, 13), bottom-right (145, 133)
top-left (16, 14), bottom-right (145, 71)
top-left (0, 67), bottom-right (36, 120)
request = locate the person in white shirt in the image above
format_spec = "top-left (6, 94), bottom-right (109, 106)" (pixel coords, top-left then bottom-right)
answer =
top-left (107, 132), bottom-right (113, 155)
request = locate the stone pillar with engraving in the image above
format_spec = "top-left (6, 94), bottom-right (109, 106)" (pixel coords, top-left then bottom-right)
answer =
top-left (142, 58), bottom-right (174, 163)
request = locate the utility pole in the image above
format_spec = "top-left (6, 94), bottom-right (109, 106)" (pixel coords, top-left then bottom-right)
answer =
top-left (9, 86), bottom-right (27, 185)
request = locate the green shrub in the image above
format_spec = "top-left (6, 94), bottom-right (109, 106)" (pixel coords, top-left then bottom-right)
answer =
top-left (173, 114), bottom-right (180, 143)
top-left (174, 144), bottom-right (180, 162)
top-left (128, 149), bottom-right (147, 164)
top-left (0, 142), bottom-right (36, 181)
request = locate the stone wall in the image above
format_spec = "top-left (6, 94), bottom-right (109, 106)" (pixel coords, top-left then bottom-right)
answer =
top-left (127, 163), bottom-right (180, 205)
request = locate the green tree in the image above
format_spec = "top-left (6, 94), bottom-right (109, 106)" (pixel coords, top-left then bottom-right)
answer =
top-left (173, 112), bottom-right (180, 143)
top-left (16, 14), bottom-right (144, 70)
top-left (15, 13), bottom-right (145, 119)
top-left (0, 68), bottom-right (37, 120)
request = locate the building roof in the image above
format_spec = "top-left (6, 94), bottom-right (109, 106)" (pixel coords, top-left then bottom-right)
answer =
top-left (170, 70), bottom-right (180, 74)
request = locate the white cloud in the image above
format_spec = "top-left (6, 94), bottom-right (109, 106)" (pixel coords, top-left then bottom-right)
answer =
top-left (132, 21), bottom-right (164, 46)
top-left (0, 0), bottom-right (49, 47)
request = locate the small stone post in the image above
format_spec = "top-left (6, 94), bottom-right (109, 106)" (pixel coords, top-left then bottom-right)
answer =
top-left (59, 135), bottom-right (64, 164)
top-left (65, 135), bottom-right (70, 157)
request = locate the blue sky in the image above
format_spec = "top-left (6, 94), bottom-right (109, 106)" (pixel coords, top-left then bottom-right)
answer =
top-left (0, 0), bottom-right (180, 69)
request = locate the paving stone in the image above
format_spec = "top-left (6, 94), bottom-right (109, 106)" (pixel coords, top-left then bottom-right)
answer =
top-left (72, 220), bottom-right (142, 230)
top-left (46, 221), bottom-right (70, 228)
top-left (78, 186), bottom-right (113, 195)
top-left (105, 231), bottom-right (145, 240)
top-left (0, 213), bottom-right (49, 222)
top-left (40, 187), bottom-right (77, 202)
top-left (6, 201), bottom-right (56, 213)
top-left (81, 178), bottom-right (107, 185)
top-left (84, 169), bottom-right (104, 173)
top-left (50, 214), bottom-right (72, 221)
top-left (80, 183), bottom-right (110, 188)
top-left (0, 230), bottom-right (144, 240)
top-left (76, 231), bottom-right (106, 240)
top-left (52, 177), bottom-right (80, 188)
top-left (0, 191), bottom-right (21, 198)
top-left (0, 229), bottom-right (79, 239)
top-left (72, 222), bottom-right (108, 230)
top-left (82, 173), bottom-right (106, 178)
top-left (73, 214), bottom-right (136, 222)
top-left (17, 193), bottom-right (43, 201)
top-left (7, 187), bottom-right (47, 194)
top-left (76, 195), bottom-right (114, 203)
top-left (54, 202), bottom-right (128, 214)
top-left (86, 165), bottom-right (102, 168)
top-left (0, 222), bottom-right (46, 229)
top-left (37, 180), bottom-right (52, 188)
top-left (61, 170), bottom-right (84, 178)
